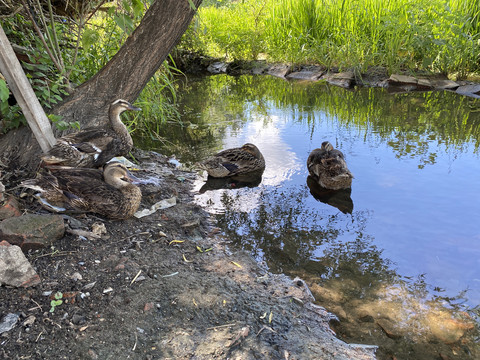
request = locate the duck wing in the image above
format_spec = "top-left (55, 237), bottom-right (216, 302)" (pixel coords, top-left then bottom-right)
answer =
top-left (42, 128), bottom-right (126, 167)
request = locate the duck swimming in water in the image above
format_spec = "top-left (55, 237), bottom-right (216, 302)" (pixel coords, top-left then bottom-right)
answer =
top-left (21, 162), bottom-right (142, 220)
top-left (41, 99), bottom-right (141, 168)
top-left (307, 141), bottom-right (353, 190)
top-left (197, 143), bottom-right (265, 178)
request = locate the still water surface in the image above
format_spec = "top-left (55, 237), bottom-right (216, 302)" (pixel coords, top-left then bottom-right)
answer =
top-left (140, 74), bottom-right (480, 357)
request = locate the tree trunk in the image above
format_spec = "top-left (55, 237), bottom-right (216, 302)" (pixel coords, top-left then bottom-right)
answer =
top-left (0, 0), bottom-right (202, 173)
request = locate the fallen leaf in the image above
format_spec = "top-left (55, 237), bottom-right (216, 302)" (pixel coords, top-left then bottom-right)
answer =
top-left (169, 239), bottom-right (185, 245)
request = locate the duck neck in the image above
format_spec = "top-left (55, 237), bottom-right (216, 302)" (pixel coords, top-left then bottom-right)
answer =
top-left (109, 107), bottom-right (133, 148)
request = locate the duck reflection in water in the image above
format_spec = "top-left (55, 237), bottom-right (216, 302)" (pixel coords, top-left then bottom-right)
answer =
top-left (199, 169), bottom-right (264, 193)
top-left (306, 175), bottom-right (354, 214)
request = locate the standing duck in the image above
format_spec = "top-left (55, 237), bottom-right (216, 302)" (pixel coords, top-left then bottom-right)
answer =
top-left (21, 162), bottom-right (142, 220)
top-left (197, 143), bottom-right (265, 178)
top-left (41, 99), bottom-right (141, 167)
top-left (307, 141), bottom-right (353, 190)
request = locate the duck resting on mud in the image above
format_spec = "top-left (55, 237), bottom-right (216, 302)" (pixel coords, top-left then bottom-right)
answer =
top-left (307, 141), bottom-right (353, 190)
top-left (21, 162), bottom-right (142, 220)
top-left (197, 143), bottom-right (265, 178)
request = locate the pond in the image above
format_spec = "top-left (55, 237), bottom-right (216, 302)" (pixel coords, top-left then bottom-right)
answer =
top-left (137, 74), bottom-right (480, 359)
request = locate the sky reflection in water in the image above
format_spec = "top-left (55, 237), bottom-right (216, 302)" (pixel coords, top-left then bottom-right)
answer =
top-left (157, 75), bottom-right (480, 310)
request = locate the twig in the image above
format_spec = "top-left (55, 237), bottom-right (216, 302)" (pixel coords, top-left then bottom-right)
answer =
top-left (30, 250), bottom-right (76, 260)
top-left (256, 325), bottom-right (276, 337)
top-left (206, 323), bottom-right (236, 331)
top-left (161, 271), bottom-right (179, 278)
top-left (28, 298), bottom-right (43, 312)
top-left (130, 270), bottom-right (142, 285)
top-left (132, 331), bottom-right (138, 351)
top-left (35, 331), bottom-right (43, 342)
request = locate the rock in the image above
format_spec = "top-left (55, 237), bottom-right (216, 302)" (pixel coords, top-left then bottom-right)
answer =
top-left (429, 79), bottom-right (459, 90)
top-left (0, 313), bottom-right (20, 334)
top-left (207, 61), bottom-right (227, 74)
top-left (456, 84), bottom-right (480, 98)
top-left (387, 74), bottom-right (434, 91)
top-left (286, 66), bottom-right (325, 81)
top-left (427, 311), bottom-right (475, 344)
top-left (0, 196), bottom-right (22, 220)
top-left (266, 63), bottom-right (292, 78)
top-left (325, 71), bottom-right (355, 88)
top-left (376, 318), bottom-right (402, 339)
top-left (0, 214), bottom-right (65, 250)
top-left (0, 241), bottom-right (41, 287)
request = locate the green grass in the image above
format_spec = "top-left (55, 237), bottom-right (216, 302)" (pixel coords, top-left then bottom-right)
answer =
top-left (180, 0), bottom-right (480, 77)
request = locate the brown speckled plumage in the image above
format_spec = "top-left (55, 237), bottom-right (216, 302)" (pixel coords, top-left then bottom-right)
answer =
top-left (21, 162), bottom-right (142, 220)
top-left (41, 99), bottom-right (141, 168)
top-left (307, 141), bottom-right (353, 190)
top-left (198, 143), bottom-right (265, 178)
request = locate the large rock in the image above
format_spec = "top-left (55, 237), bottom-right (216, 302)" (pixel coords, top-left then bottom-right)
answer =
top-left (325, 71), bottom-right (355, 88)
top-left (456, 84), bottom-right (480, 98)
top-left (266, 64), bottom-right (292, 78)
top-left (286, 66), bottom-right (325, 81)
top-left (0, 241), bottom-right (40, 287)
top-left (0, 214), bottom-right (65, 251)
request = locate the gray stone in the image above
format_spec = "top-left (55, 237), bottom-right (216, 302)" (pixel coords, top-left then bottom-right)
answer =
top-left (0, 241), bottom-right (40, 287)
top-left (266, 64), bottom-right (292, 78)
top-left (286, 70), bottom-right (324, 81)
top-left (0, 313), bottom-right (20, 334)
top-left (0, 214), bottom-right (65, 250)
top-left (456, 84), bottom-right (480, 97)
top-left (206, 62), bottom-right (227, 74)
top-left (429, 79), bottom-right (459, 90)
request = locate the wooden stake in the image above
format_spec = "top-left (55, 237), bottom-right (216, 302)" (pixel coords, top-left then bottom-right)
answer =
top-left (0, 25), bottom-right (56, 153)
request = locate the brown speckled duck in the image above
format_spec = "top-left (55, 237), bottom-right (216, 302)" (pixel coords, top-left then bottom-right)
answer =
top-left (41, 99), bottom-right (141, 167)
top-left (21, 162), bottom-right (142, 219)
top-left (307, 141), bottom-right (353, 190)
top-left (197, 143), bottom-right (265, 178)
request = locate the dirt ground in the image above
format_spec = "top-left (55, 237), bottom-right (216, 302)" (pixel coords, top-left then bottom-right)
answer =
top-left (0, 149), bottom-right (377, 360)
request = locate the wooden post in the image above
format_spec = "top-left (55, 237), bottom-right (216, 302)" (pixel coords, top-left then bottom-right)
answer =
top-left (0, 25), bottom-right (56, 153)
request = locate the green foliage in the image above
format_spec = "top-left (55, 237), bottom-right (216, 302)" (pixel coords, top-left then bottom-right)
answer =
top-left (0, 79), bottom-right (9, 102)
top-left (181, 0), bottom-right (480, 75)
top-left (1, 1), bottom-right (179, 136)
top-left (130, 58), bottom-right (181, 141)
top-left (49, 292), bottom-right (63, 313)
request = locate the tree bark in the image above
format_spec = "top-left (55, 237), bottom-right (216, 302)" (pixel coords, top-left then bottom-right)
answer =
top-left (0, 0), bottom-right (202, 173)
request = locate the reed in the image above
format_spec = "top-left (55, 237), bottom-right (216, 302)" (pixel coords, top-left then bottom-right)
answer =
top-left (182, 0), bottom-right (480, 76)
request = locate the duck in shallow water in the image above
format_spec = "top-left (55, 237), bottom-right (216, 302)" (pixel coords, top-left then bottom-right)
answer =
top-left (21, 162), bottom-right (142, 220)
top-left (307, 141), bottom-right (354, 190)
top-left (41, 99), bottom-right (141, 168)
top-left (197, 143), bottom-right (265, 178)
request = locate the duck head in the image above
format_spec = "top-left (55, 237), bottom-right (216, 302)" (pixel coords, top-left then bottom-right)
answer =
top-left (241, 143), bottom-right (263, 159)
top-left (103, 162), bottom-right (140, 187)
top-left (109, 99), bottom-right (142, 117)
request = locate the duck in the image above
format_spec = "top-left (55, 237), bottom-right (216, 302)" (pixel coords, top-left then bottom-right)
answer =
top-left (41, 99), bottom-right (141, 168)
top-left (21, 162), bottom-right (142, 220)
top-left (197, 143), bottom-right (265, 178)
top-left (307, 141), bottom-right (353, 190)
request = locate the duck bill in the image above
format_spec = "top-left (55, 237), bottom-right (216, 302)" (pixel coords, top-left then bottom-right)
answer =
top-left (124, 169), bottom-right (144, 184)
top-left (128, 104), bottom-right (142, 111)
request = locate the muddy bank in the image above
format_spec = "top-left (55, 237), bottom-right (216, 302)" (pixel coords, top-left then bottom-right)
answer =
top-left (0, 150), bottom-right (377, 359)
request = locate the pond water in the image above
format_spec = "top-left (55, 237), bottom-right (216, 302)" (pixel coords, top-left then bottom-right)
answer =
top-left (138, 74), bottom-right (480, 359)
